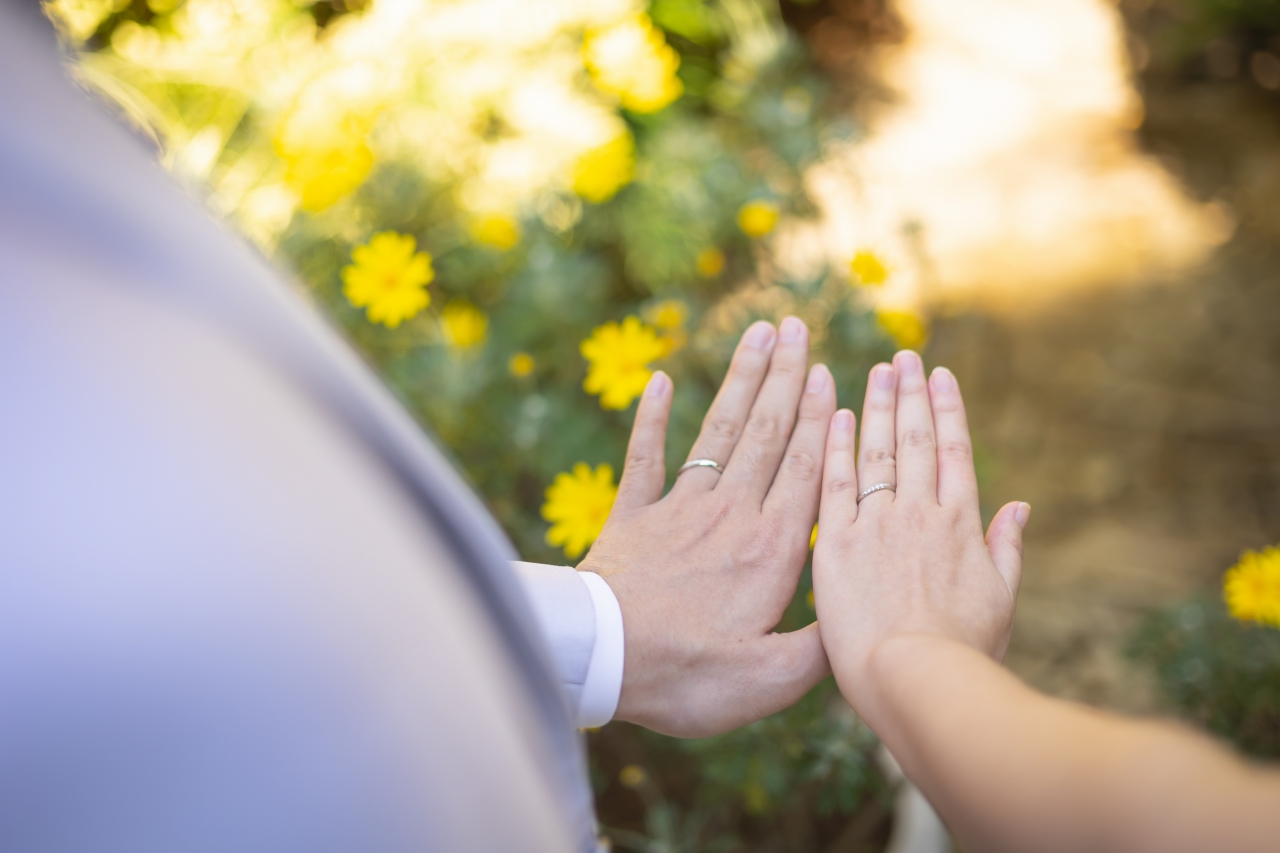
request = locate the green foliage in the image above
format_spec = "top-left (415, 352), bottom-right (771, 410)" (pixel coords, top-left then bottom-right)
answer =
top-left (1127, 595), bottom-right (1280, 758)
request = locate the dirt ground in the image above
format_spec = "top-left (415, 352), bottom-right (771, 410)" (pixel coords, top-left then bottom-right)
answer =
top-left (928, 77), bottom-right (1280, 713)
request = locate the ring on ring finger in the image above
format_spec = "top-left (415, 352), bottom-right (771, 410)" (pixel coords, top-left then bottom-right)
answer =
top-left (678, 458), bottom-right (724, 476)
top-left (856, 482), bottom-right (895, 503)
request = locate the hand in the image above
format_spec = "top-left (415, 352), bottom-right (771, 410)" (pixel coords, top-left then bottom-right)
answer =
top-left (811, 351), bottom-right (1029, 710)
top-left (581, 317), bottom-right (834, 738)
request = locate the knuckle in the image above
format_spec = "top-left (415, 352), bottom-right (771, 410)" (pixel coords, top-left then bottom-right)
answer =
top-left (900, 428), bottom-right (935, 449)
top-left (865, 396), bottom-right (895, 412)
top-left (826, 475), bottom-right (858, 494)
top-left (624, 452), bottom-right (659, 473)
top-left (862, 448), bottom-right (896, 465)
top-left (768, 357), bottom-right (803, 377)
top-left (703, 413), bottom-right (740, 441)
top-left (728, 353), bottom-right (766, 380)
top-left (782, 448), bottom-right (821, 480)
top-left (937, 440), bottom-right (973, 463)
top-left (745, 410), bottom-right (783, 442)
top-left (932, 396), bottom-right (963, 414)
top-left (796, 402), bottom-right (828, 425)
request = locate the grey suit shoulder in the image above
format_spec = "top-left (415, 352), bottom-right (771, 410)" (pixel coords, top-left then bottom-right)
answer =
top-left (0, 8), bottom-right (594, 851)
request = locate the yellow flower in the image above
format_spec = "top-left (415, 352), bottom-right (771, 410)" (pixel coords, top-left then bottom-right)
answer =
top-left (738, 201), bottom-right (779, 238)
top-left (644, 299), bottom-right (689, 357)
top-left (1224, 546), bottom-right (1280, 628)
top-left (275, 80), bottom-right (380, 213)
top-left (696, 247), bottom-right (726, 277)
top-left (645, 299), bottom-right (688, 331)
top-left (851, 250), bottom-right (889, 286)
top-left (509, 352), bottom-right (536, 378)
top-left (618, 765), bottom-right (647, 788)
top-left (876, 308), bottom-right (929, 351)
top-left (280, 142), bottom-right (374, 213)
top-left (341, 232), bottom-right (433, 328)
top-left (542, 463), bottom-right (618, 559)
top-left (573, 133), bottom-right (635, 204)
top-left (583, 16), bottom-right (683, 114)
top-left (581, 316), bottom-right (669, 410)
top-left (471, 214), bottom-right (521, 251)
top-left (810, 523), bottom-right (818, 549)
top-left (440, 299), bottom-right (488, 350)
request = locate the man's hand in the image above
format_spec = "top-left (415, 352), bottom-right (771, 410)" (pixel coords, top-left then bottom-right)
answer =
top-left (811, 351), bottom-right (1029, 711)
top-left (580, 317), bottom-right (833, 738)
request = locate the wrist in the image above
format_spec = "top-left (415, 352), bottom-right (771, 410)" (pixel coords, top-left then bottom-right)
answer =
top-left (837, 633), bottom-right (979, 731)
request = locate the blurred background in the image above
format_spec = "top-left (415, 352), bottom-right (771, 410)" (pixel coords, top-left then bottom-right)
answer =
top-left (42, 0), bottom-right (1280, 849)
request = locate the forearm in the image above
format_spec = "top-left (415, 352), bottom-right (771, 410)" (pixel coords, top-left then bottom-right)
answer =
top-left (848, 634), bottom-right (1280, 853)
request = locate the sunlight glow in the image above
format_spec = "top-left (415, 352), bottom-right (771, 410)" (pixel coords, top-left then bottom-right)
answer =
top-left (808, 0), bottom-right (1231, 313)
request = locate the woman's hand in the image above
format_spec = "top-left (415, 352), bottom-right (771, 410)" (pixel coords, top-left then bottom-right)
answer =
top-left (811, 351), bottom-right (1029, 711)
top-left (581, 317), bottom-right (834, 738)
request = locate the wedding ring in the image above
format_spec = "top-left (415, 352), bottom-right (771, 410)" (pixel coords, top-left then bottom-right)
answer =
top-left (677, 458), bottom-right (724, 476)
top-left (856, 482), bottom-right (895, 502)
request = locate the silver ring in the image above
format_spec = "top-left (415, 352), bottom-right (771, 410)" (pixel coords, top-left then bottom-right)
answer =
top-left (857, 482), bottom-right (895, 502)
top-left (677, 458), bottom-right (724, 476)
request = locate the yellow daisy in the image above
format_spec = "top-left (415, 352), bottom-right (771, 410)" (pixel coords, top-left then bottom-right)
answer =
top-left (851, 250), bottom-right (889, 286)
top-left (440, 299), bottom-right (488, 350)
top-left (738, 200), bottom-right (779, 238)
top-left (583, 15), bottom-right (683, 114)
top-left (341, 232), bottom-right (433, 328)
top-left (645, 298), bottom-right (688, 331)
top-left (696, 247), bottom-right (726, 277)
top-left (1224, 546), bottom-right (1280, 628)
top-left (509, 352), bottom-right (536, 378)
top-left (471, 214), bottom-right (521, 251)
top-left (574, 133), bottom-right (635, 204)
top-left (876, 308), bottom-right (929, 351)
top-left (542, 463), bottom-right (618, 559)
top-left (581, 316), bottom-right (669, 410)
top-left (644, 299), bottom-right (689, 357)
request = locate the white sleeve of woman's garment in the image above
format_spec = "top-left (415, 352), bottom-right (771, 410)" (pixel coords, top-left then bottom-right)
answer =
top-left (511, 562), bottom-right (624, 728)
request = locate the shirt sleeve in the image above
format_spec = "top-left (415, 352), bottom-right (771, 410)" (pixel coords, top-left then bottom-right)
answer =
top-left (511, 562), bottom-right (624, 728)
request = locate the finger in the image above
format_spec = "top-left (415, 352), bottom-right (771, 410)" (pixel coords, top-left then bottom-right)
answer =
top-left (764, 364), bottom-right (838, 530)
top-left (752, 622), bottom-right (831, 718)
top-left (818, 408), bottom-right (859, 530)
top-left (928, 367), bottom-right (979, 508)
top-left (721, 316), bottom-right (811, 499)
top-left (892, 350), bottom-right (937, 503)
top-left (614, 371), bottom-right (673, 511)
top-left (986, 501), bottom-right (1030, 594)
top-left (856, 363), bottom-right (897, 509)
top-left (674, 321), bottom-right (777, 493)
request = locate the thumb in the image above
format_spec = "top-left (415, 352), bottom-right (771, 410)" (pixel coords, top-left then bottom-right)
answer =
top-left (757, 622), bottom-right (830, 714)
top-left (985, 501), bottom-right (1030, 595)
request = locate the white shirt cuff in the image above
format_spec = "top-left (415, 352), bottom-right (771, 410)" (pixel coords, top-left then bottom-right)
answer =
top-left (576, 571), bottom-right (624, 727)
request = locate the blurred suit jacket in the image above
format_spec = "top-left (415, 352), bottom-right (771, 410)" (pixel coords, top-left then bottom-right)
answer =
top-left (0, 6), bottom-right (596, 851)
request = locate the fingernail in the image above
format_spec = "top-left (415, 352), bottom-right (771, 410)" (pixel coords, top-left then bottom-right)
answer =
top-left (1015, 502), bottom-right (1031, 528)
top-left (744, 321), bottom-right (776, 349)
top-left (779, 316), bottom-right (806, 344)
top-left (873, 364), bottom-right (896, 389)
top-left (834, 409), bottom-right (854, 431)
top-left (896, 350), bottom-right (922, 374)
top-left (806, 364), bottom-right (828, 394)
top-left (931, 366), bottom-right (956, 391)
top-left (646, 370), bottom-right (670, 398)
